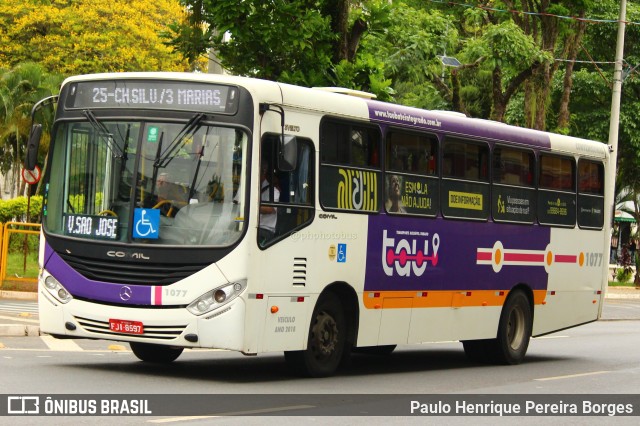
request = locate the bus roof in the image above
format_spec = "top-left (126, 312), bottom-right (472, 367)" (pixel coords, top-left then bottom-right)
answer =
top-left (60, 72), bottom-right (608, 159)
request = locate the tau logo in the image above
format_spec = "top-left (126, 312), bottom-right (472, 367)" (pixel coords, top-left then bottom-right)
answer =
top-left (381, 230), bottom-right (440, 277)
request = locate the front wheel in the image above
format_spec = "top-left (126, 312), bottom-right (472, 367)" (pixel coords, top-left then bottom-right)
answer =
top-left (285, 293), bottom-right (347, 377)
top-left (130, 342), bottom-right (184, 363)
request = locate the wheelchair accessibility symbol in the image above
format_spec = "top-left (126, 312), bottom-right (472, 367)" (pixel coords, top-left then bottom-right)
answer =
top-left (337, 243), bottom-right (347, 263)
top-left (133, 208), bottom-right (160, 239)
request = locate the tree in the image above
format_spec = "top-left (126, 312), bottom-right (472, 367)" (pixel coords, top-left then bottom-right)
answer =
top-left (362, 4), bottom-right (457, 110)
top-left (0, 63), bottom-right (62, 197)
top-left (165, 0), bottom-right (393, 98)
top-left (0, 0), bottom-right (193, 74)
top-left (495, 1), bottom-right (592, 130)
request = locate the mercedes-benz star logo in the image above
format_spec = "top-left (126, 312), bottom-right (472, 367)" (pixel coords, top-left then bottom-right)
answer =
top-left (119, 286), bottom-right (133, 301)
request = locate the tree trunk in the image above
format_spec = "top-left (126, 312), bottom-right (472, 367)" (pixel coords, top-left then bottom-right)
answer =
top-left (524, 80), bottom-right (535, 128)
top-left (557, 17), bottom-right (587, 131)
top-left (326, 0), bottom-right (350, 62)
top-left (490, 66), bottom-right (507, 122)
top-left (534, 63), bottom-right (550, 130)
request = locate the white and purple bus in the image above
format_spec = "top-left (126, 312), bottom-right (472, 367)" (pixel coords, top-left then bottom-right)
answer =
top-left (28, 73), bottom-right (610, 376)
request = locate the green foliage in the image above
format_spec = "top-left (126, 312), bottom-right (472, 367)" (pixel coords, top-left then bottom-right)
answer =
top-left (0, 196), bottom-right (43, 224)
top-left (5, 251), bottom-right (39, 280)
top-left (332, 54), bottom-right (394, 101)
top-left (616, 246), bottom-right (634, 283)
top-left (169, 0), bottom-right (334, 82)
top-left (0, 0), bottom-right (193, 74)
top-left (0, 63), bottom-right (61, 179)
top-left (167, 0), bottom-right (392, 97)
top-left (7, 234), bottom-right (40, 257)
top-left (363, 4), bottom-right (452, 107)
top-left (616, 266), bottom-right (632, 283)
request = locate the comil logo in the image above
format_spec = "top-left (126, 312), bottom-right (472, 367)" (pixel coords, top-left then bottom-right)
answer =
top-left (381, 230), bottom-right (440, 277)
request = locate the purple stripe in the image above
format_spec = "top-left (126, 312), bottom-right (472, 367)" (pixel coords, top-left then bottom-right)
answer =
top-left (367, 100), bottom-right (552, 149)
top-left (44, 242), bottom-right (152, 305)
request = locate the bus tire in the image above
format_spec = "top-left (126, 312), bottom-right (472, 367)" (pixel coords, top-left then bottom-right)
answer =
top-left (285, 292), bottom-right (346, 377)
top-left (463, 290), bottom-right (532, 365)
top-left (493, 290), bottom-right (532, 364)
top-left (130, 342), bottom-right (184, 363)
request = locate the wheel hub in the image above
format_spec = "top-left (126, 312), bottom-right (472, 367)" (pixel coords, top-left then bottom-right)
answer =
top-left (312, 311), bottom-right (338, 356)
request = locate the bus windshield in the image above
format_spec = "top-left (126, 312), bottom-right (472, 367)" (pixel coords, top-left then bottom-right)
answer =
top-left (44, 118), bottom-right (247, 247)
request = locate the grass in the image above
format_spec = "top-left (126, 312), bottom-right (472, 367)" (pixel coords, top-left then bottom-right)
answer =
top-left (0, 251), bottom-right (39, 292)
top-left (608, 281), bottom-right (637, 287)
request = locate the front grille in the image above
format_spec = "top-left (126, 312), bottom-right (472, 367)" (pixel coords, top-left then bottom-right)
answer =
top-left (74, 315), bottom-right (187, 340)
top-left (59, 253), bottom-right (207, 286)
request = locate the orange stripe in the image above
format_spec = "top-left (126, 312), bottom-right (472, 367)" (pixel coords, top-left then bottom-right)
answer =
top-left (363, 289), bottom-right (547, 309)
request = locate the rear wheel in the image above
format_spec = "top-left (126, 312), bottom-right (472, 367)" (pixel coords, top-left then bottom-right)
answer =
top-left (462, 290), bottom-right (532, 365)
top-left (130, 342), bottom-right (184, 363)
top-left (285, 293), bottom-right (346, 377)
top-left (495, 290), bottom-right (532, 364)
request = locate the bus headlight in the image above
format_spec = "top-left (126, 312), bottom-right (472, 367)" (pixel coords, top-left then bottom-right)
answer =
top-left (43, 275), bottom-right (73, 304)
top-left (187, 280), bottom-right (246, 316)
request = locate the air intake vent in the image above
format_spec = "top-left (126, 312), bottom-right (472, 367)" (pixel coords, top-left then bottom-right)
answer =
top-left (293, 257), bottom-right (307, 286)
top-left (58, 253), bottom-right (208, 286)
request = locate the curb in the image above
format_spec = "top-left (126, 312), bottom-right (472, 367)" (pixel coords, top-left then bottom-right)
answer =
top-left (605, 288), bottom-right (640, 299)
top-left (0, 290), bottom-right (38, 301)
top-left (0, 324), bottom-right (40, 337)
top-left (605, 293), bottom-right (640, 299)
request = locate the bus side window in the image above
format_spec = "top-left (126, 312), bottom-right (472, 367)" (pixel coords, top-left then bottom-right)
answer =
top-left (319, 119), bottom-right (381, 213)
top-left (441, 137), bottom-right (490, 221)
top-left (386, 131), bottom-right (437, 176)
top-left (442, 138), bottom-right (488, 182)
top-left (537, 154), bottom-right (576, 227)
top-left (491, 146), bottom-right (536, 224)
top-left (578, 160), bottom-right (604, 195)
top-left (577, 159), bottom-right (604, 230)
top-left (539, 155), bottom-right (575, 191)
top-left (493, 147), bottom-right (535, 187)
top-left (384, 129), bottom-right (439, 216)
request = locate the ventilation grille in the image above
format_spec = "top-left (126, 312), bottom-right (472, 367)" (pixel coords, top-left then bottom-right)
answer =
top-left (59, 253), bottom-right (208, 286)
top-left (293, 257), bottom-right (307, 286)
top-left (74, 316), bottom-right (186, 340)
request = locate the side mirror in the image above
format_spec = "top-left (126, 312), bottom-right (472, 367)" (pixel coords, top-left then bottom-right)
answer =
top-left (25, 124), bottom-right (42, 171)
top-left (278, 135), bottom-right (297, 172)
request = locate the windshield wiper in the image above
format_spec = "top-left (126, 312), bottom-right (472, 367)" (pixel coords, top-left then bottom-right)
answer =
top-left (82, 110), bottom-right (124, 158)
top-left (154, 113), bottom-right (205, 169)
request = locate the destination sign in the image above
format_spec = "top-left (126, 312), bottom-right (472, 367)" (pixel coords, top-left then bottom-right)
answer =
top-left (66, 80), bottom-right (239, 114)
top-left (64, 214), bottom-right (119, 240)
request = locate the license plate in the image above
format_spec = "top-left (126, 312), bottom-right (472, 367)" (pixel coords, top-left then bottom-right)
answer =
top-left (109, 319), bottom-right (144, 335)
